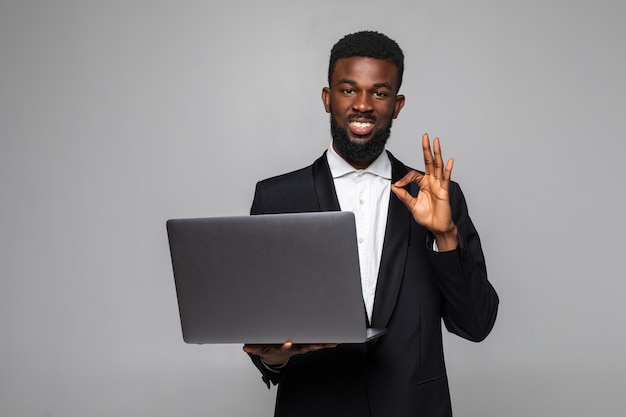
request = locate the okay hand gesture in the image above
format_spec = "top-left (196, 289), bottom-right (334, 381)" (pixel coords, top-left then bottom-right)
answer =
top-left (391, 133), bottom-right (458, 251)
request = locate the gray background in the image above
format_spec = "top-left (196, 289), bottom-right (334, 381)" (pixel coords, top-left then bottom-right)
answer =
top-left (1, 0), bottom-right (624, 416)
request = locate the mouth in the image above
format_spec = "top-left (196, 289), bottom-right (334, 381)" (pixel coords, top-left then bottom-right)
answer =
top-left (348, 119), bottom-right (375, 137)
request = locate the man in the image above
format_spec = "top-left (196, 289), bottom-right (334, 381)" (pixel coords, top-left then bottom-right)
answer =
top-left (244, 31), bottom-right (498, 417)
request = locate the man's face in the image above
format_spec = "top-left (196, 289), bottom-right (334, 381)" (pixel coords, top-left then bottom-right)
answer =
top-left (322, 57), bottom-right (405, 168)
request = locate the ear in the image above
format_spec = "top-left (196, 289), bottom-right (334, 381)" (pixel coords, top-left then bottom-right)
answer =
top-left (392, 94), bottom-right (405, 119)
top-left (321, 87), bottom-right (331, 113)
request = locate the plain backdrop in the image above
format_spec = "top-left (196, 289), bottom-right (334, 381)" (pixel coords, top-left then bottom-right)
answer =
top-left (1, 1), bottom-right (625, 416)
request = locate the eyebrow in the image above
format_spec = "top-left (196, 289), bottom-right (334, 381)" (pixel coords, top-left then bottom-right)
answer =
top-left (373, 82), bottom-right (393, 90)
top-left (337, 78), bottom-right (357, 86)
top-left (336, 79), bottom-right (394, 90)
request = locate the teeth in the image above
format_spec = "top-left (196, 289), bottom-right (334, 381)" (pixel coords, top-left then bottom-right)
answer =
top-left (350, 121), bottom-right (373, 128)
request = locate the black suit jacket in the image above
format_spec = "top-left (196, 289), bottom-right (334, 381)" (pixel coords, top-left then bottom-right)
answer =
top-left (249, 151), bottom-right (498, 417)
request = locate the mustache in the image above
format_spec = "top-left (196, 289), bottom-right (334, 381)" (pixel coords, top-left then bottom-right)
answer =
top-left (349, 112), bottom-right (376, 122)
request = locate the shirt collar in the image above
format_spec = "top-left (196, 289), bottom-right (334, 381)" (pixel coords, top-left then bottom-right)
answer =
top-left (327, 141), bottom-right (392, 180)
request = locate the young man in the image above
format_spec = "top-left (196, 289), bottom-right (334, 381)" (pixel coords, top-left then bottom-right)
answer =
top-left (244, 31), bottom-right (498, 417)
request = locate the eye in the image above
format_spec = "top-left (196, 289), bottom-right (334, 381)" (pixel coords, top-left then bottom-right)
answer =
top-left (373, 91), bottom-right (388, 98)
top-left (343, 88), bottom-right (355, 95)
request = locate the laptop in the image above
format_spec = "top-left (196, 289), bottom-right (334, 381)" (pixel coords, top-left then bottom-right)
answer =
top-left (166, 211), bottom-right (385, 344)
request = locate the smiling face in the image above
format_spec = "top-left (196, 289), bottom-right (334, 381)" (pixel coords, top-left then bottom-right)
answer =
top-left (322, 56), bottom-right (405, 169)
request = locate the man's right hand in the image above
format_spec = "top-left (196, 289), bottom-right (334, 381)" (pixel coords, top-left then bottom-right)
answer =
top-left (243, 342), bottom-right (337, 367)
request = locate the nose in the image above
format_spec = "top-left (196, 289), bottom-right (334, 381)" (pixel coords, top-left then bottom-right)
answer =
top-left (352, 92), bottom-right (373, 113)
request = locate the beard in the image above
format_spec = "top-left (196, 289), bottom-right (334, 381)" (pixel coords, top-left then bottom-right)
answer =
top-left (330, 113), bottom-right (392, 165)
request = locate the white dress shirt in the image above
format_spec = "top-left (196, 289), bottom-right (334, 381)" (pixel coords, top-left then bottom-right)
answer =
top-left (326, 143), bottom-right (391, 322)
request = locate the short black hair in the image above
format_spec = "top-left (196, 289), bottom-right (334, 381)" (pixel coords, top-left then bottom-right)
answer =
top-left (328, 31), bottom-right (404, 92)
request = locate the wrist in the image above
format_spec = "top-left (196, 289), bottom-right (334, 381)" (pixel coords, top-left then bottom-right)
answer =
top-left (433, 225), bottom-right (458, 252)
top-left (262, 358), bottom-right (289, 368)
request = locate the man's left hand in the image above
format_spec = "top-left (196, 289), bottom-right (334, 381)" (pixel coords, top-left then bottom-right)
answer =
top-left (391, 133), bottom-right (458, 251)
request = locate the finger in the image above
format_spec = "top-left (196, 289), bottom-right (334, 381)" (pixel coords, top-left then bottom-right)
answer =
top-left (243, 343), bottom-right (286, 354)
top-left (391, 183), bottom-right (415, 209)
top-left (422, 133), bottom-right (434, 176)
top-left (432, 137), bottom-right (444, 179)
top-left (308, 343), bottom-right (338, 351)
top-left (243, 344), bottom-right (266, 354)
top-left (293, 343), bottom-right (338, 354)
top-left (392, 169), bottom-right (421, 187)
top-left (442, 158), bottom-right (454, 189)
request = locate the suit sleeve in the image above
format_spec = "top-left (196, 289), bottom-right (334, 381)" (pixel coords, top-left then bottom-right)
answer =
top-left (250, 181), bottom-right (267, 215)
top-left (426, 181), bottom-right (499, 342)
top-left (247, 352), bottom-right (283, 388)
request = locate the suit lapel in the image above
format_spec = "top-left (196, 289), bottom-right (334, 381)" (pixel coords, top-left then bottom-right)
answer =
top-left (312, 150), bottom-right (412, 330)
top-left (371, 152), bottom-right (412, 330)
top-left (312, 152), bottom-right (341, 211)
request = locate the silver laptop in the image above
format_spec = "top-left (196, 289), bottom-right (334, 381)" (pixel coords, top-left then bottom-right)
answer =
top-left (166, 211), bottom-right (385, 344)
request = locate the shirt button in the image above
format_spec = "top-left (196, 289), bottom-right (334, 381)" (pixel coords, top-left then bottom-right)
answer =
top-left (358, 237), bottom-right (365, 244)
top-left (359, 199), bottom-right (365, 205)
